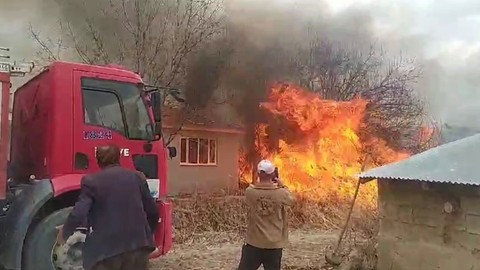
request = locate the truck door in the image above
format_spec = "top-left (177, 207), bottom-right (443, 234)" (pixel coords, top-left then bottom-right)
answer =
top-left (72, 71), bottom-right (157, 179)
top-left (72, 69), bottom-right (169, 255)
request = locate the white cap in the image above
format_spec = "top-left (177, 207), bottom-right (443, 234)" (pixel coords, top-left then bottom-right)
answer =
top-left (257, 159), bottom-right (275, 175)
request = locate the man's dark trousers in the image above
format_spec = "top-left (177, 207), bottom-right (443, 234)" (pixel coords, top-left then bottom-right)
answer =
top-left (238, 244), bottom-right (282, 270)
top-left (90, 248), bottom-right (151, 270)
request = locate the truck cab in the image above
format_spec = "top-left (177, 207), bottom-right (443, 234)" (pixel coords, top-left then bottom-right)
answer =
top-left (1, 61), bottom-right (173, 270)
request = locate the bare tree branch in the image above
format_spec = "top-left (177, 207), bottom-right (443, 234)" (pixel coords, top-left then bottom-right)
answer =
top-left (291, 39), bottom-right (425, 152)
top-left (29, 24), bottom-right (63, 63)
top-left (165, 105), bottom-right (196, 146)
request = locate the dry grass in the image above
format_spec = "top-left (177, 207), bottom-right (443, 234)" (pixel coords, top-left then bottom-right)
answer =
top-left (153, 191), bottom-right (379, 269)
top-left (172, 191), bottom-right (378, 244)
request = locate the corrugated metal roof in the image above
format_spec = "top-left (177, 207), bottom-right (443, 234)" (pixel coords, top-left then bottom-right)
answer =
top-left (358, 133), bottom-right (480, 186)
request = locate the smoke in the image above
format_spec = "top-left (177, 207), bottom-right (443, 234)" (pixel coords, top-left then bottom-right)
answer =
top-left (182, 0), bottom-right (381, 114)
top-left (190, 0), bottom-right (480, 131)
top-left (184, 38), bottom-right (233, 109)
top-left (3, 0), bottom-right (480, 129)
top-left (181, 0), bottom-right (386, 163)
top-left (0, 0), bottom-right (59, 60)
top-left (0, 0), bottom-right (60, 87)
top-left (362, 0), bottom-right (480, 128)
top-left (424, 58), bottom-right (480, 128)
top-left (196, 0), bottom-right (383, 123)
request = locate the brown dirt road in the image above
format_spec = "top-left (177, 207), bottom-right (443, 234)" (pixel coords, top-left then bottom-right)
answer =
top-left (150, 229), bottom-right (340, 270)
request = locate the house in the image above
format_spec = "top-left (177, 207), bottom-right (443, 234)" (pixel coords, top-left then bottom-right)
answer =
top-left (162, 107), bottom-right (244, 195)
top-left (359, 134), bottom-right (480, 270)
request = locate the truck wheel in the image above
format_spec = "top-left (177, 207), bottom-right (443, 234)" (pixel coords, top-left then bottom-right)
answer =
top-left (23, 207), bottom-right (86, 270)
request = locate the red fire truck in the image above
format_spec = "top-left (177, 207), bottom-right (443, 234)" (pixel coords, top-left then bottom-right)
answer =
top-left (0, 49), bottom-right (174, 270)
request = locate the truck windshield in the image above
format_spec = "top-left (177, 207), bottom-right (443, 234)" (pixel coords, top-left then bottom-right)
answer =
top-left (82, 78), bottom-right (154, 141)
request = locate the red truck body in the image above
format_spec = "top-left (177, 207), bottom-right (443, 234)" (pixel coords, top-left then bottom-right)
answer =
top-left (0, 61), bottom-right (173, 270)
top-left (0, 71), bottom-right (9, 199)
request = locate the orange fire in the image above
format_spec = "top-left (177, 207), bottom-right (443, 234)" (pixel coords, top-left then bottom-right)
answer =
top-left (241, 83), bottom-right (410, 206)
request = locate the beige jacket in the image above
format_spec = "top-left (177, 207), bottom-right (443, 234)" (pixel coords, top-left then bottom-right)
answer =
top-left (245, 182), bottom-right (295, 249)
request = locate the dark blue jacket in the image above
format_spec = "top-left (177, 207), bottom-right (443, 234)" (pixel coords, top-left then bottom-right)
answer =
top-left (63, 165), bottom-right (159, 269)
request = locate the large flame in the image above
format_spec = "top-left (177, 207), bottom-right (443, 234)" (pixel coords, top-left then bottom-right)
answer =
top-left (240, 83), bottom-right (410, 207)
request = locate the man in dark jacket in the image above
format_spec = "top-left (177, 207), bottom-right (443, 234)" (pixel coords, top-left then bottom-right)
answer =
top-left (57, 144), bottom-right (159, 270)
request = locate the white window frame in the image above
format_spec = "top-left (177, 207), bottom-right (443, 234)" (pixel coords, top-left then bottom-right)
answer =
top-left (179, 137), bottom-right (217, 166)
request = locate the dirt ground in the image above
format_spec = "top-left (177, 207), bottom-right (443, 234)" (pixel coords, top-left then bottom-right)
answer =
top-left (150, 229), bottom-right (341, 270)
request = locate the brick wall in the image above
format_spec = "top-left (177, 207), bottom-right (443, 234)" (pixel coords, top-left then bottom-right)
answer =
top-left (377, 180), bottom-right (480, 270)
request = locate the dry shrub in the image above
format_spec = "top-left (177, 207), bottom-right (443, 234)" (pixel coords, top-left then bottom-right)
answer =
top-left (173, 195), bottom-right (248, 243)
top-left (172, 191), bottom-right (378, 244)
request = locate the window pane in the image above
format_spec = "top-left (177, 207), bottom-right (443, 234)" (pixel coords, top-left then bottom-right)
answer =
top-left (84, 109), bottom-right (90, 123)
top-left (199, 139), bottom-right (209, 164)
top-left (82, 89), bottom-right (126, 135)
top-left (188, 138), bottom-right (198, 164)
top-left (82, 78), bottom-right (153, 141)
top-left (180, 138), bottom-right (187, 163)
top-left (209, 139), bottom-right (216, 163)
top-left (123, 94), bottom-right (152, 140)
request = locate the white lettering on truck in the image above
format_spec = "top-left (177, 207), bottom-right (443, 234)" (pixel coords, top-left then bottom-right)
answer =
top-left (94, 147), bottom-right (130, 157)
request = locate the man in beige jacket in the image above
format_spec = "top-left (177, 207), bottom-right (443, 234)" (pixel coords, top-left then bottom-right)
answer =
top-left (238, 160), bottom-right (295, 270)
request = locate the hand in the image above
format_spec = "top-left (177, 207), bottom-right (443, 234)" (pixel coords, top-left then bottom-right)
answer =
top-left (276, 178), bottom-right (286, 188)
top-left (56, 225), bottom-right (65, 245)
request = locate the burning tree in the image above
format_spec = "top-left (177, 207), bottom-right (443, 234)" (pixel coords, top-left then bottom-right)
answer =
top-left (239, 83), bottom-right (411, 206)
top-left (234, 41), bottom-right (427, 206)
top-left (293, 41), bottom-right (425, 152)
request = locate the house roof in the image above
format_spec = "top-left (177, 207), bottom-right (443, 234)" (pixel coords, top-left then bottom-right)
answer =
top-left (358, 133), bottom-right (480, 186)
top-left (162, 107), bottom-right (244, 133)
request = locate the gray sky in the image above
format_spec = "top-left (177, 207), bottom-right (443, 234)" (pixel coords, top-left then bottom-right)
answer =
top-left (0, 1), bottom-right (58, 60)
top-left (2, 0), bottom-right (480, 126)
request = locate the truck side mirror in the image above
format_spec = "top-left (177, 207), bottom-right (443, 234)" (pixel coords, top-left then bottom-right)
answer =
top-left (168, 146), bottom-right (177, 159)
top-left (150, 91), bottom-right (162, 122)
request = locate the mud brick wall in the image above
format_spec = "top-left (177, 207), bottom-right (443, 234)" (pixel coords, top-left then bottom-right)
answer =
top-left (377, 180), bottom-right (480, 270)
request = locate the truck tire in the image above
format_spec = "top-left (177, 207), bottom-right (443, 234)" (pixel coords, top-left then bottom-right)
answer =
top-left (23, 207), bottom-right (85, 270)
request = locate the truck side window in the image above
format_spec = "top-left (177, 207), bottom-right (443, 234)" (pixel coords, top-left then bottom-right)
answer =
top-left (82, 89), bottom-right (126, 136)
top-left (80, 77), bottom-right (154, 141)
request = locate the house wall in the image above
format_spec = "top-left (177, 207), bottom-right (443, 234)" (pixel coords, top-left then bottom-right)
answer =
top-left (164, 129), bottom-right (242, 195)
top-left (377, 180), bottom-right (480, 270)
